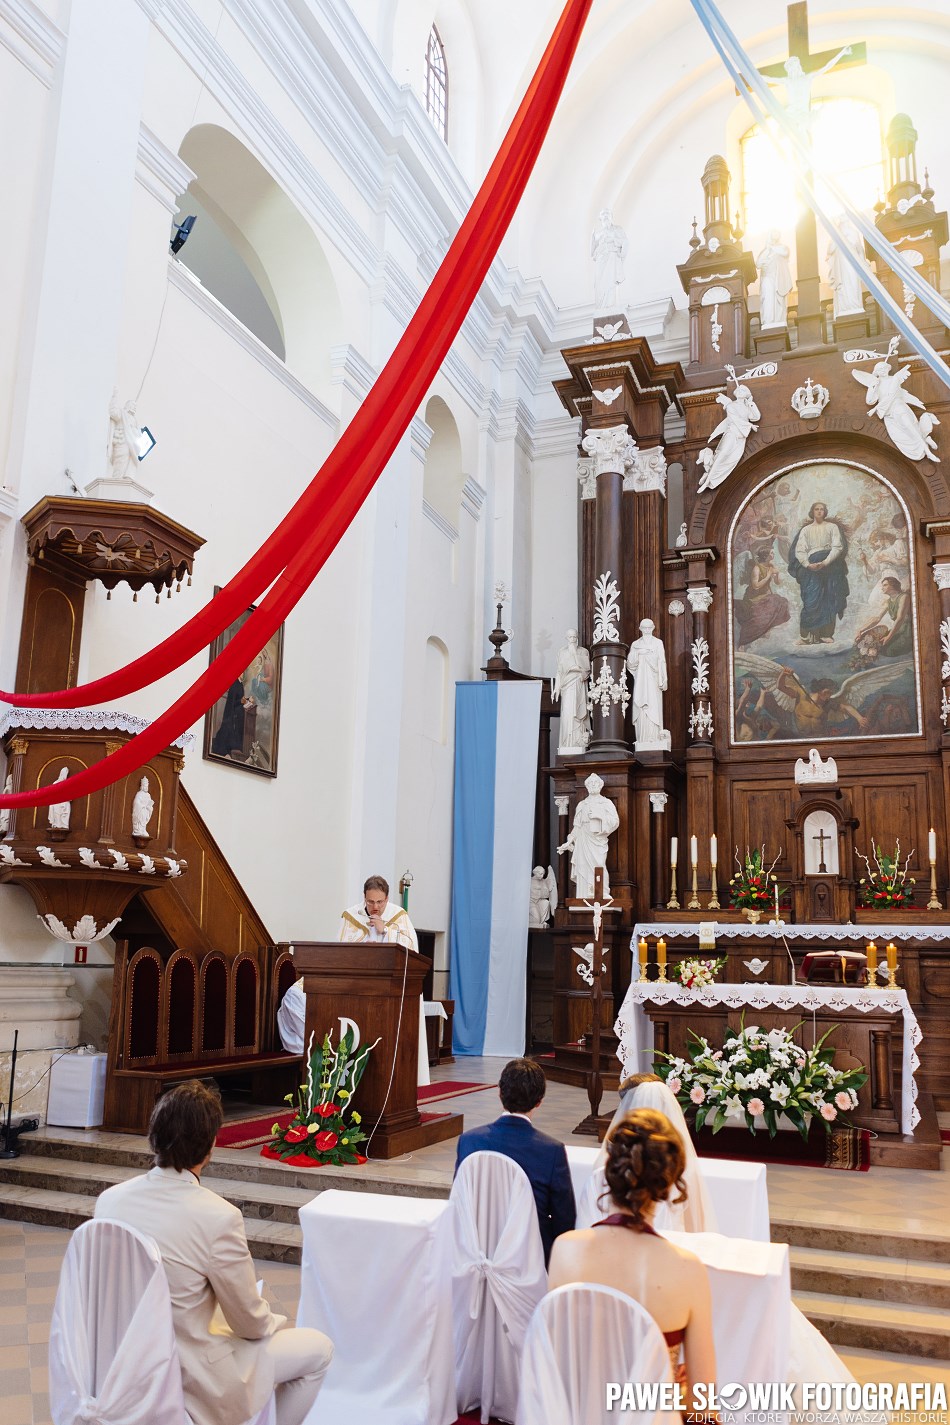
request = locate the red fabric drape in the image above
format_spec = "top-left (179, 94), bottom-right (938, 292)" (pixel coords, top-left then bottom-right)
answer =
top-left (1, 0), bottom-right (594, 809)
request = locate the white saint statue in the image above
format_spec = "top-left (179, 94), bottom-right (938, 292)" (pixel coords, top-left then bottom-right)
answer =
top-left (0, 774), bottom-right (11, 836)
top-left (756, 231), bottom-right (793, 329)
top-left (827, 216), bottom-right (865, 318)
top-left (626, 618), bottom-right (670, 750)
top-left (528, 866), bottom-right (558, 928)
top-left (131, 776), bottom-right (155, 839)
top-left (47, 767), bottom-right (71, 833)
top-left (764, 48), bottom-right (853, 144)
top-left (696, 384), bottom-right (761, 493)
top-left (108, 389), bottom-right (141, 481)
top-left (852, 356), bottom-right (940, 463)
top-left (552, 630), bottom-right (591, 753)
top-left (590, 208), bottom-right (628, 312)
top-left (557, 773), bottom-right (620, 899)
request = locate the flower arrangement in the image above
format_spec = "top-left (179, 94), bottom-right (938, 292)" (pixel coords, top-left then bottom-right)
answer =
top-left (656, 1020), bottom-right (868, 1140)
top-left (263, 1020), bottom-right (378, 1167)
top-left (857, 841), bottom-right (915, 910)
top-left (670, 956), bottom-right (726, 990)
top-left (728, 846), bottom-right (784, 913)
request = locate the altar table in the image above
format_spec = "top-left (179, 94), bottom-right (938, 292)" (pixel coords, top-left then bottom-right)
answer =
top-left (566, 1145), bottom-right (770, 1241)
top-left (615, 980), bottom-right (921, 1133)
top-left (297, 1189), bottom-right (456, 1425)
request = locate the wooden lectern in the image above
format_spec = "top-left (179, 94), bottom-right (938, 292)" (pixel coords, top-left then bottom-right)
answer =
top-left (292, 943), bottom-right (463, 1158)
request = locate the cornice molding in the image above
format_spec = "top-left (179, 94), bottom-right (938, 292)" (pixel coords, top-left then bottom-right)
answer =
top-left (136, 124), bottom-right (196, 214)
top-left (461, 476), bottom-right (486, 521)
top-left (330, 343), bottom-right (377, 404)
top-left (0, 0), bottom-right (64, 86)
top-left (168, 260), bottom-right (337, 431)
top-left (422, 499), bottom-right (459, 544)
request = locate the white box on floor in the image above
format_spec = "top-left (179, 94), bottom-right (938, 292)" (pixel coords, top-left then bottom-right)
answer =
top-left (46, 1052), bottom-right (108, 1128)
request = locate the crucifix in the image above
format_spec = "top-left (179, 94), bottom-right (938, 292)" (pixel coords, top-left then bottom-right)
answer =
top-left (812, 823), bottom-right (831, 874)
top-left (757, 2), bottom-right (867, 347)
top-left (567, 865), bottom-right (625, 1135)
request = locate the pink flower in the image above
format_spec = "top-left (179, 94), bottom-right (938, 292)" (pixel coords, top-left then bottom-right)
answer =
top-left (747, 1098), bottom-right (765, 1116)
top-left (820, 1104), bottom-right (837, 1122)
top-left (690, 1086), bottom-right (706, 1104)
top-left (834, 1092), bottom-right (852, 1111)
top-left (667, 1077), bottom-right (682, 1096)
top-left (711, 1050), bottom-right (723, 1061)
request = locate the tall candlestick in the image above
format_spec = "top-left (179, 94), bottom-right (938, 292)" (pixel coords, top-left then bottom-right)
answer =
top-left (690, 835), bottom-right (698, 867)
top-left (657, 937), bottom-right (667, 982)
top-left (688, 857), bottom-right (701, 911)
top-left (667, 862), bottom-right (680, 911)
top-left (929, 827), bottom-right (937, 862)
top-left (866, 941), bottom-right (877, 988)
top-left (638, 937), bottom-right (648, 971)
top-left (670, 836), bottom-right (678, 867)
top-left (710, 834), bottom-right (718, 867)
top-left (929, 857), bottom-right (942, 911)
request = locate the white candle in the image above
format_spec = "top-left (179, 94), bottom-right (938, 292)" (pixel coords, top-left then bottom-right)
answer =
top-left (690, 835), bottom-right (698, 867)
top-left (670, 836), bottom-right (678, 867)
top-left (710, 834), bottom-right (718, 867)
top-left (929, 827), bottom-right (937, 862)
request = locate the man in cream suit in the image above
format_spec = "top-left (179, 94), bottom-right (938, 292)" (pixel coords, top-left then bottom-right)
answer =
top-left (94, 1082), bottom-right (332, 1425)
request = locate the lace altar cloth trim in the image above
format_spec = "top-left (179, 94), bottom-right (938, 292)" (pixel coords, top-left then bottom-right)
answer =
top-left (614, 981), bottom-right (922, 1133)
top-left (0, 708), bottom-right (193, 750)
top-left (632, 920), bottom-right (950, 944)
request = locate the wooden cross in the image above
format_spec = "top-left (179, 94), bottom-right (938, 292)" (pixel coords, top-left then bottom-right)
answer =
top-left (812, 824), bottom-right (830, 874)
top-left (567, 866), bottom-right (625, 1134)
top-left (756, 2), bottom-right (867, 347)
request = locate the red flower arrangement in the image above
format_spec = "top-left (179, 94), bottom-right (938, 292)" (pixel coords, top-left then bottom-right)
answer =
top-left (262, 1023), bottom-right (377, 1168)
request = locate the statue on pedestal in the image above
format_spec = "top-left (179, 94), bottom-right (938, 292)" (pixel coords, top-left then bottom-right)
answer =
top-left (626, 619), bottom-right (670, 750)
top-left (756, 231), bottom-right (793, 329)
top-left (47, 768), bottom-right (71, 833)
top-left (108, 390), bottom-right (141, 481)
top-left (557, 773), bottom-right (619, 899)
top-left (552, 630), bottom-right (591, 753)
top-left (827, 216), bottom-right (865, 318)
top-left (131, 776), bottom-right (155, 841)
top-left (590, 208), bottom-right (628, 312)
top-left (528, 866), bottom-right (558, 927)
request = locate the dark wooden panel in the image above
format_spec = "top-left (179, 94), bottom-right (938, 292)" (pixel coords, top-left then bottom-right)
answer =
top-left (15, 562), bottom-right (85, 693)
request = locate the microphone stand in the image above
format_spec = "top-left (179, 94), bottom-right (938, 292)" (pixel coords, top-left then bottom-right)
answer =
top-left (0, 1030), bottom-right (20, 1159)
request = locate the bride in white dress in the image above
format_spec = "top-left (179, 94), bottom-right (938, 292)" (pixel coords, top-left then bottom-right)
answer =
top-left (578, 1075), bottom-right (858, 1396)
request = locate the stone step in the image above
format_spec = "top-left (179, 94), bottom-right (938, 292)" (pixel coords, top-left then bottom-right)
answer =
top-left (774, 1215), bottom-right (950, 1264)
top-left (790, 1245), bottom-right (950, 1308)
top-left (794, 1290), bottom-right (950, 1362)
top-left (0, 1155), bottom-right (320, 1225)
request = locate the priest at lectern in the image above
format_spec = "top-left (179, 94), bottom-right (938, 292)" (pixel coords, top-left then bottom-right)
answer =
top-left (277, 874), bottom-right (430, 1084)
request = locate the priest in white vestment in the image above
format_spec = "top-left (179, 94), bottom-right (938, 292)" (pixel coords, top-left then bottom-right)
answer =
top-left (277, 875), bottom-right (430, 1085)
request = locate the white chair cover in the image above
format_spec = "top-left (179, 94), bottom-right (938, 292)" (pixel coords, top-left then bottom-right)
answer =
top-left (49, 1219), bottom-right (187, 1425)
top-left (50, 1218), bottom-right (275, 1425)
top-left (450, 1151), bottom-right (548, 1424)
top-left (596, 1079), bottom-right (718, 1233)
top-left (515, 1283), bottom-right (679, 1425)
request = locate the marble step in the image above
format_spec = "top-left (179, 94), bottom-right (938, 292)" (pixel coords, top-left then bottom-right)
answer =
top-left (790, 1246), bottom-right (950, 1308)
top-left (794, 1290), bottom-right (950, 1362)
top-left (0, 1155), bottom-right (320, 1225)
top-left (774, 1215), bottom-right (950, 1264)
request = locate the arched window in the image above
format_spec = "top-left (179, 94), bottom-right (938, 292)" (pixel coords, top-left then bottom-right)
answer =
top-left (424, 26), bottom-right (448, 141)
top-left (740, 98), bottom-right (883, 237)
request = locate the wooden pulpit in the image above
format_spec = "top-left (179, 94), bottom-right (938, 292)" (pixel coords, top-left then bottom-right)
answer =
top-left (292, 943), bottom-right (463, 1158)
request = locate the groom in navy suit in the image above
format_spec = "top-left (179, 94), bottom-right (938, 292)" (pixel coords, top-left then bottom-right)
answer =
top-left (454, 1058), bottom-right (576, 1263)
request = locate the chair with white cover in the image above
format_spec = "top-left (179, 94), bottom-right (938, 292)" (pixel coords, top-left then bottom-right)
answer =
top-left (515, 1283), bottom-right (679, 1425)
top-left (49, 1218), bottom-right (275, 1425)
top-left (450, 1150), bottom-right (548, 1424)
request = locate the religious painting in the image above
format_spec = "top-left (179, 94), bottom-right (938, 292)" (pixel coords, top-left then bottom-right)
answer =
top-left (729, 461), bottom-right (921, 744)
top-left (202, 591), bottom-right (285, 776)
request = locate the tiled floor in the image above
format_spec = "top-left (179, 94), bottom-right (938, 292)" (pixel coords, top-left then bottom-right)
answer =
top-left (6, 1057), bottom-right (950, 1423)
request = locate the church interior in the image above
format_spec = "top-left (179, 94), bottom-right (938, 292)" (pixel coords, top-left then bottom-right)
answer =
top-left (3, 0), bottom-right (950, 1420)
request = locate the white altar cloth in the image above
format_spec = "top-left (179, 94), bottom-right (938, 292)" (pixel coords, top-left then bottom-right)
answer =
top-left (632, 919), bottom-right (950, 943)
top-left (565, 1146), bottom-right (770, 1241)
top-left (662, 1230), bottom-right (790, 1413)
top-left (297, 1190), bottom-right (456, 1425)
top-left (615, 980), bottom-right (921, 1132)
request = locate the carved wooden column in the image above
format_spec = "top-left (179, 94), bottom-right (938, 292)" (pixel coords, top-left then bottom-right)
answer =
top-left (649, 792), bottom-right (668, 910)
top-left (685, 570), bottom-right (716, 899)
top-left (2, 736), bottom-right (29, 842)
top-left (582, 424), bottom-right (635, 757)
top-left (935, 562), bottom-right (950, 734)
top-left (686, 585), bottom-right (714, 745)
top-left (96, 740), bottom-right (123, 847)
top-left (554, 795), bottom-right (571, 905)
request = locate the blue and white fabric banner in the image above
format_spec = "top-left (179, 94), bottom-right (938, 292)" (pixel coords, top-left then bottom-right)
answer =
top-left (450, 680), bottom-right (541, 1057)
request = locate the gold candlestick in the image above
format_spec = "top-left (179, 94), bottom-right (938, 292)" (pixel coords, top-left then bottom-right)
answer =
top-left (667, 863), bottom-right (680, 911)
top-left (688, 862), bottom-right (701, 910)
top-left (656, 938), bottom-right (668, 983)
top-left (887, 965), bottom-right (898, 990)
top-left (708, 864), bottom-right (721, 911)
top-left (928, 859), bottom-right (942, 911)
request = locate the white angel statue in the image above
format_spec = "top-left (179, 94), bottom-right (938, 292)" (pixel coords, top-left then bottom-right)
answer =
top-left (696, 383), bottom-right (760, 492)
top-left (528, 866), bottom-right (558, 928)
top-left (852, 355), bottom-right (940, 464)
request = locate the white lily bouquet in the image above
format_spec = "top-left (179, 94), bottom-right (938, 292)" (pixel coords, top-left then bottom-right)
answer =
top-left (669, 956), bottom-right (726, 990)
top-left (656, 1020), bottom-right (868, 1139)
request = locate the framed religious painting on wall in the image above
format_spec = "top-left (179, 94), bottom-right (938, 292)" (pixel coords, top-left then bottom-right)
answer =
top-left (202, 590), bottom-right (285, 777)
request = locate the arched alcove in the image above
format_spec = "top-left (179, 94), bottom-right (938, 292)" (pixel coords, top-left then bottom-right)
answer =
top-left (423, 395), bottom-right (465, 530)
top-left (423, 636), bottom-right (449, 743)
top-left (176, 126), bottom-right (343, 395)
top-left (386, 0), bottom-right (481, 178)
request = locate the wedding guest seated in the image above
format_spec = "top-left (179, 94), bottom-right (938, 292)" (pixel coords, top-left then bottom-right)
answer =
top-left (94, 1081), bottom-right (333, 1425)
top-left (548, 1108), bottom-right (716, 1414)
top-left (454, 1056), bottom-right (575, 1263)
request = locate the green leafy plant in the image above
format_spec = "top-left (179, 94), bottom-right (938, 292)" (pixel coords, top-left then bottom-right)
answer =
top-left (729, 846), bottom-right (785, 912)
top-left (264, 1021), bottom-right (378, 1166)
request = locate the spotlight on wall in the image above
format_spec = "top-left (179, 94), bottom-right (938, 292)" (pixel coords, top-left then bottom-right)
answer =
top-left (170, 214), bottom-right (197, 255)
top-left (134, 426), bottom-right (156, 461)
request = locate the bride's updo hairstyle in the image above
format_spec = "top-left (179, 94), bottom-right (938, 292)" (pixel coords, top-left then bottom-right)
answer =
top-left (604, 1108), bottom-right (687, 1223)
